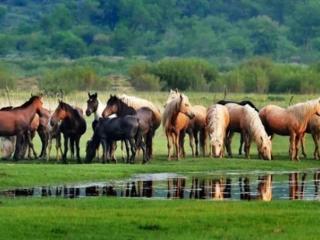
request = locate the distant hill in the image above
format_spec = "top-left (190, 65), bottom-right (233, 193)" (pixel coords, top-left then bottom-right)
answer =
top-left (0, 0), bottom-right (319, 63)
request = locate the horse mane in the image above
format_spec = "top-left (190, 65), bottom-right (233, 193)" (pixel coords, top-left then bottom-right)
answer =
top-left (60, 101), bottom-right (82, 119)
top-left (287, 99), bottom-right (320, 122)
top-left (217, 100), bottom-right (259, 112)
top-left (207, 104), bottom-right (228, 142)
top-left (162, 93), bottom-right (191, 129)
top-left (118, 94), bottom-right (160, 115)
top-left (0, 106), bottom-right (13, 111)
top-left (243, 104), bottom-right (270, 147)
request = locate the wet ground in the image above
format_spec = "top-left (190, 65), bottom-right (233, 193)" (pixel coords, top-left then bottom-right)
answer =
top-left (1, 170), bottom-right (320, 201)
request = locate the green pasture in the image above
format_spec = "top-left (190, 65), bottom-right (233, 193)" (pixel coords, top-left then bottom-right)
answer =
top-left (0, 92), bottom-right (320, 239)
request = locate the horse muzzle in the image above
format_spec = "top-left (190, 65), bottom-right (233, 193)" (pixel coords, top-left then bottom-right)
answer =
top-left (85, 109), bottom-right (92, 116)
top-left (187, 111), bottom-right (195, 119)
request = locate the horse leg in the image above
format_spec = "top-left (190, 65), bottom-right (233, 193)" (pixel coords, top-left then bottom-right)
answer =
top-left (62, 135), bottom-right (69, 164)
top-left (243, 132), bottom-right (251, 159)
top-left (239, 133), bottom-right (244, 155)
top-left (124, 140), bottom-right (130, 163)
top-left (101, 139), bottom-right (107, 164)
top-left (225, 131), bottom-right (234, 158)
top-left (289, 133), bottom-right (296, 161)
top-left (47, 137), bottom-right (52, 162)
top-left (300, 134), bottom-right (307, 159)
top-left (38, 128), bottom-right (49, 159)
top-left (27, 131), bottom-right (37, 159)
top-left (175, 131), bottom-right (180, 160)
top-left (166, 131), bottom-right (173, 160)
top-left (56, 134), bottom-right (63, 161)
top-left (110, 142), bottom-right (117, 163)
top-left (199, 128), bottom-right (206, 157)
top-left (146, 130), bottom-right (153, 160)
top-left (187, 130), bottom-right (194, 157)
top-left (75, 136), bottom-right (81, 163)
top-left (70, 137), bottom-right (75, 160)
top-left (13, 133), bottom-right (24, 160)
top-left (129, 138), bottom-right (137, 164)
top-left (295, 134), bottom-right (303, 161)
top-left (316, 134), bottom-right (320, 160)
top-left (194, 129), bottom-right (199, 156)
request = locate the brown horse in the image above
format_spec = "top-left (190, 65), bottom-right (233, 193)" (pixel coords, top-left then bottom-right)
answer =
top-left (259, 99), bottom-right (320, 161)
top-left (0, 95), bottom-right (43, 160)
top-left (184, 105), bottom-right (207, 157)
top-left (163, 92), bottom-right (195, 160)
top-left (50, 100), bottom-right (86, 163)
top-left (301, 114), bottom-right (320, 160)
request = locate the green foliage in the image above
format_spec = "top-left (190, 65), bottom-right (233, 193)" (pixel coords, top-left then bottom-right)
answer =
top-left (0, 65), bottom-right (15, 89)
top-left (128, 58), bottom-right (218, 91)
top-left (38, 66), bottom-right (109, 94)
top-left (0, 1), bottom-right (320, 61)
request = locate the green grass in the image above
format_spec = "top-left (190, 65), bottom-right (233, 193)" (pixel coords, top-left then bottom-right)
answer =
top-left (0, 198), bottom-right (319, 240)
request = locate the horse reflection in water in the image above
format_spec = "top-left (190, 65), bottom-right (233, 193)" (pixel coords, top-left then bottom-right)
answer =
top-left (167, 178), bottom-right (186, 199)
top-left (122, 181), bottom-right (153, 198)
top-left (314, 171), bottom-right (320, 199)
top-left (239, 175), bottom-right (273, 201)
top-left (289, 172), bottom-right (307, 200)
top-left (189, 177), bottom-right (232, 200)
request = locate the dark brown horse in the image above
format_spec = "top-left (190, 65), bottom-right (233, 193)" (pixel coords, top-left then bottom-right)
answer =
top-left (0, 95), bottom-right (43, 160)
top-left (102, 95), bottom-right (155, 161)
top-left (50, 100), bottom-right (86, 163)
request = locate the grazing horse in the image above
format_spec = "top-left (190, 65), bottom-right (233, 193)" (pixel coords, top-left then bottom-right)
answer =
top-left (259, 99), bottom-right (320, 161)
top-left (163, 92), bottom-right (195, 160)
top-left (301, 115), bottom-right (320, 160)
top-left (206, 104), bottom-right (230, 158)
top-left (85, 116), bottom-right (146, 164)
top-left (0, 95), bottom-right (43, 160)
top-left (217, 99), bottom-right (259, 155)
top-left (50, 100), bottom-right (86, 163)
top-left (225, 104), bottom-right (272, 160)
top-left (102, 95), bottom-right (155, 161)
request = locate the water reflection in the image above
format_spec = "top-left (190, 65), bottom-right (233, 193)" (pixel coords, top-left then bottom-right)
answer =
top-left (1, 171), bottom-right (320, 201)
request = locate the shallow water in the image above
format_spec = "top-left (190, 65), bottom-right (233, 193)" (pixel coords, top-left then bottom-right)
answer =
top-left (1, 170), bottom-right (320, 201)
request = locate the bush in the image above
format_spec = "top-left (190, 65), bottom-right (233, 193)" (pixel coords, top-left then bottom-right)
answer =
top-left (38, 66), bottom-right (109, 94)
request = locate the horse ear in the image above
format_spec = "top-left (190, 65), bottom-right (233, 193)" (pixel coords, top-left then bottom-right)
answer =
top-left (88, 92), bottom-right (91, 98)
top-left (93, 92), bottom-right (97, 98)
top-left (260, 136), bottom-right (264, 144)
top-left (175, 88), bottom-right (179, 93)
top-left (268, 136), bottom-right (271, 140)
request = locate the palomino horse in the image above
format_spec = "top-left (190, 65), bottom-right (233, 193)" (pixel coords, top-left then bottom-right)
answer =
top-left (166, 89), bottom-right (207, 157)
top-left (259, 99), bottom-right (320, 161)
top-left (217, 99), bottom-right (259, 155)
top-left (163, 92), bottom-right (195, 160)
top-left (102, 95), bottom-right (155, 162)
top-left (225, 103), bottom-right (272, 160)
top-left (50, 100), bottom-right (86, 163)
top-left (206, 104), bottom-right (230, 158)
top-left (301, 114), bottom-right (320, 160)
top-left (0, 95), bottom-right (43, 160)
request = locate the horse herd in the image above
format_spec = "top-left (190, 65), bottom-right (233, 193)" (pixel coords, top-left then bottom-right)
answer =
top-left (0, 90), bottom-right (320, 164)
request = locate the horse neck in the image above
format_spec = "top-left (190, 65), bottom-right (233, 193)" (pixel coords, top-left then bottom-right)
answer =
top-left (117, 101), bottom-right (136, 117)
top-left (94, 99), bottom-right (104, 120)
top-left (15, 102), bottom-right (38, 124)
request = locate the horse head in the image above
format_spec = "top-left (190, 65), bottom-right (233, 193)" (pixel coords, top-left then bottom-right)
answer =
top-left (258, 136), bottom-right (272, 160)
top-left (50, 100), bottom-right (68, 126)
top-left (178, 94), bottom-right (195, 119)
top-left (86, 92), bottom-right (98, 116)
top-left (102, 95), bottom-right (120, 118)
top-left (210, 135), bottom-right (224, 158)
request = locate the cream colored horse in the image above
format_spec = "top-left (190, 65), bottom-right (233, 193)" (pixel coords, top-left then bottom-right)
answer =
top-left (206, 104), bottom-right (230, 158)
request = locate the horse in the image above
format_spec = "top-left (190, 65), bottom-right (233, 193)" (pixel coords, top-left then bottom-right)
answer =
top-left (217, 99), bottom-right (259, 155)
top-left (163, 92), bottom-right (195, 160)
top-left (206, 104), bottom-right (230, 158)
top-left (102, 95), bottom-right (156, 161)
top-left (50, 100), bottom-right (86, 163)
top-left (225, 103), bottom-right (272, 160)
top-left (0, 136), bottom-right (15, 159)
top-left (259, 99), bottom-right (320, 161)
top-left (0, 95), bottom-right (43, 160)
top-left (165, 89), bottom-right (207, 157)
top-left (300, 114), bottom-right (320, 160)
top-left (85, 116), bottom-right (146, 164)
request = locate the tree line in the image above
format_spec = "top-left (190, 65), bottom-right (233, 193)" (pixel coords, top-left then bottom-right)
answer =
top-left (1, 0), bottom-right (320, 62)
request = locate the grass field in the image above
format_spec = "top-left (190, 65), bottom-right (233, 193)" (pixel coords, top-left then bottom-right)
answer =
top-left (0, 92), bottom-right (320, 239)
